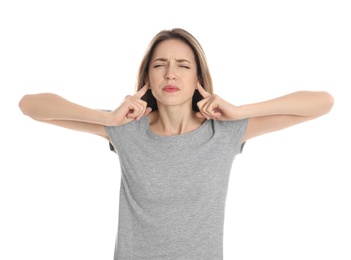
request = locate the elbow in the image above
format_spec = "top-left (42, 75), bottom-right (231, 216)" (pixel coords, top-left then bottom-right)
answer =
top-left (19, 94), bottom-right (36, 118)
top-left (305, 91), bottom-right (334, 118)
top-left (18, 95), bottom-right (30, 116)
top-left (322, 91), bottom-right (334, 115)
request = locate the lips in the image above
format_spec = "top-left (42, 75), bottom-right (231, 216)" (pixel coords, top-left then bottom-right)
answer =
top-left (163, 85), bottom-right (180, 93)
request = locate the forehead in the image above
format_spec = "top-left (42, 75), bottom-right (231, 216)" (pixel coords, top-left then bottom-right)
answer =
top-left (152, 39), bottom-right (195, 61)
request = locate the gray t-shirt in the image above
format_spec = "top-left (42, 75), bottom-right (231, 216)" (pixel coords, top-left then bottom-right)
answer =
top-left (105, 116), bottom-right (248, 260)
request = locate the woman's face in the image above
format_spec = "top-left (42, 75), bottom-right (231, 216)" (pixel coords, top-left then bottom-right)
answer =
top-left (148, 39), bottom-right (198, 110)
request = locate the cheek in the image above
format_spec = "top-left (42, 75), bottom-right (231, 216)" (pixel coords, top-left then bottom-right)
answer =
top-left (148, 71), bottom-right (162, 86)
top-left (147, 74), bottom-right (156, 88)
top-left (188, 75), bottom-right (198, 88)
top-left (149, 78), bottom-right (160, 90)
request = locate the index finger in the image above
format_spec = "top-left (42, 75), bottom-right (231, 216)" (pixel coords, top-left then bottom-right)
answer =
top-left (197, 81), bottom-right (211, 98)
top-left (134, 82), bottom-right (150, 99)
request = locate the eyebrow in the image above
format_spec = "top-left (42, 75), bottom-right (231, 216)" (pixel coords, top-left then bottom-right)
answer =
top-left (152, 58), bottom-right (192, 64)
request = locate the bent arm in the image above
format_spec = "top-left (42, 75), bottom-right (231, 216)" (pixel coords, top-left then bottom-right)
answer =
top-left (19, 93), bottom-right (113, 139)
top-left (241, 91), bottom-right (334, 141)
top-left (19, 93), bottom-right (112, 124)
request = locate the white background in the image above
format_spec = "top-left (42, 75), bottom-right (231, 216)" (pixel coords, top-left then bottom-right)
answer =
top-left (1, 0), bottom-right (350, 259)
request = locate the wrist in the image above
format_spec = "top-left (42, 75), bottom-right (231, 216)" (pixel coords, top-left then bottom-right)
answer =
top-left (102, 110), bottom-right (116, 126)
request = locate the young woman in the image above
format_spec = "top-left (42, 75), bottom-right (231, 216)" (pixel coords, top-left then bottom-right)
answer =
top-left (19, 28), bottom-right (334, 260)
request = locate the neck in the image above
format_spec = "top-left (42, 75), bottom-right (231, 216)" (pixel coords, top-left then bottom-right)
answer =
top-left (149, 106), bottom-right (205, 136)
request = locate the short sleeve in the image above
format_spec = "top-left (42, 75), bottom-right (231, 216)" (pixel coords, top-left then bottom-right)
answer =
top-left (225, 118), bottom-right (249, 154)
top-left (104, 125), bottom-right (116, 153)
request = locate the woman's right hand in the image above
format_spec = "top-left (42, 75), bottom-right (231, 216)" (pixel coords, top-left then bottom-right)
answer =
top-left (110, 83), bottom-right (152, 126)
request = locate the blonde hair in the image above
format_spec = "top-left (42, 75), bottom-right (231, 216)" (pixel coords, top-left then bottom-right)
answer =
top-left (135, 28), bottom-right (213, 111)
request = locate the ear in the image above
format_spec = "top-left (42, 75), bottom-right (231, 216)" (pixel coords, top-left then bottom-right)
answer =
top-left (197, 75), bottom-right (204, 88)
top-left (144, 75), bottom-right (149, 84)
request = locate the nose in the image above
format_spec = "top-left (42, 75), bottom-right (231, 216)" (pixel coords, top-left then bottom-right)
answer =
top-left (164, 64), bottom-right (176, 80)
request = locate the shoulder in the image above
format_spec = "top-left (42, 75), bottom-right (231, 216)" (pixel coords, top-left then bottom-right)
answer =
top-left (104, 118), bottom-right (148, 152)
top-left (105, 117), bottom-right (148, 140)
top-left (214, 118), bottom-right (249, 132)
top-left (215, 118), bottom-right (249, 144)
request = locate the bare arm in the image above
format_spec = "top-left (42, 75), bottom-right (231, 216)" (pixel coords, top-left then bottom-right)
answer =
top-left (18, 93), bottom-right (114, 139)
top-left (241, 91), bottom-right (334, 141)
top-left (19, 84), bottom-right (152, 140)
top-left (196, 83), bottom-right (334, 142)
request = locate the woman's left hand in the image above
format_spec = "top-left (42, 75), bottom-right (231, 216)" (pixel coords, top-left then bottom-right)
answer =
top-left (196, 82), bottom-right (241, 121)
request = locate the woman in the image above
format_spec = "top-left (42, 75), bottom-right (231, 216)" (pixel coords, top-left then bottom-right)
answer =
top-left (19, 28), bottom-right (334, 260)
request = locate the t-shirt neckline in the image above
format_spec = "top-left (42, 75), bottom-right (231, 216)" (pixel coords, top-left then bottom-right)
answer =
top-left (141, 116), bottom-right (210, 140)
